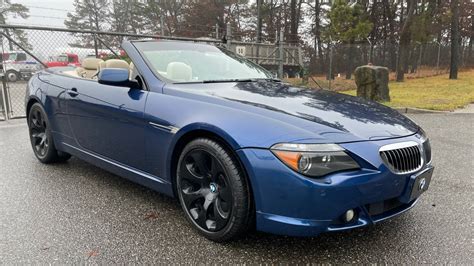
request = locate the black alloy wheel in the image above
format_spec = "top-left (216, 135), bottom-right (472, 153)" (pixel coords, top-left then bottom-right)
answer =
top-left (28, 103), bottom-right (71, 163)
top-left (179, 149), bottom-right (232, 231)
top-left (176, 138), bottom-right (253, 242)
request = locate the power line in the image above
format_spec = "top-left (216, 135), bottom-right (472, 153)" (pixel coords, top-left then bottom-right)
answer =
top-left (23, 5), bottom-right (74, 12)
top-left (29, 15), bottom-right (68, 20)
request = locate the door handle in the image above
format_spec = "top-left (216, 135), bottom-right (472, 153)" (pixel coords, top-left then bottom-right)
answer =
top-left (67, 87), bottom-right (78, 97)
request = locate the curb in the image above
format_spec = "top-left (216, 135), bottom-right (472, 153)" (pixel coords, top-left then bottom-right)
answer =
top-left (393, 107), bottom-right (451, 114)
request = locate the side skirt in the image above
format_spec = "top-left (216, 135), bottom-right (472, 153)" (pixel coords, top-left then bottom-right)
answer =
top-left (61, 142), bottom-right (175, 197)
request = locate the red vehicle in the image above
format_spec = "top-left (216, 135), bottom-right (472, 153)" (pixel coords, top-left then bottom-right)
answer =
top-left (46, 53), bottom-right (80, 67)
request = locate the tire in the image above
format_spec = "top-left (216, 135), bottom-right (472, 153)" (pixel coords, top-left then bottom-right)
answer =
top-left (28, 103), bottom-right (71, 163)
top-left (6, 70), bottom-right (19, 82)
top-left (176, 138), bottom-right (253, 242)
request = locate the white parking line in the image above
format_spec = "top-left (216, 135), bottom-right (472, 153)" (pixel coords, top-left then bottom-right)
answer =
top-left (0, 122), bottom-right (27, 129)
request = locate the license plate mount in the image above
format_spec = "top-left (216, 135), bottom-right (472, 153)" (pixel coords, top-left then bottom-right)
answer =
top-left (400, 167), bottom-right (434, 203)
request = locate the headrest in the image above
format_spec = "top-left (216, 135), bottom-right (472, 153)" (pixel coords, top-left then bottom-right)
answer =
top-left (82, 58), bottom-right (103, 70)
top-left (105, 59), bottom-right (129, 69)
top-left (98, 61), bottom-right (106, 70)
top-left (166, 62), bottom-right (192, 82)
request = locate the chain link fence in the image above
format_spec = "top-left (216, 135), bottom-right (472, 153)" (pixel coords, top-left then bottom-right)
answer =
top-left (0, 82), bottom-right (6, 121)
top-left (0, 25), bottom-right (210, 119)
top-left (0, 24), bottom-right (302, 120)
top-left (300, 40), bottom-right (473, 91)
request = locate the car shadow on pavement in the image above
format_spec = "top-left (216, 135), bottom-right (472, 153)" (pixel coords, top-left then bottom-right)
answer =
top-left (40, 156), bottom-right (421, 263)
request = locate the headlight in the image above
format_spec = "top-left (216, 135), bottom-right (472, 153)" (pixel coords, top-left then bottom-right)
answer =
top-left (419, 128), bottom-right (432, 164)
top-left (419, 127), bottom-right (428, 142)
top-left (271, 143), bottom-right (360, 177)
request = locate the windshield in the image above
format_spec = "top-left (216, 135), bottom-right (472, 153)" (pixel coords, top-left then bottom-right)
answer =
top-left (133, 41), bottom-right (274, 83)
top-left (2, 53), bottom-right (27, 61)
top-left (57, 55), bottom-right (68, 62)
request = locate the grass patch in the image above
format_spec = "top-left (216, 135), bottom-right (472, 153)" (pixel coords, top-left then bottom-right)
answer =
top-left (340, 70), bottom-right (474, 111)
top-left (286, 76), bottom-right (357, 91)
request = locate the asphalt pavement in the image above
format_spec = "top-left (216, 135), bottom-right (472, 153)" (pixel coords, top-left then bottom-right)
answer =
top-left (0, 114), bottom-right (473, 264)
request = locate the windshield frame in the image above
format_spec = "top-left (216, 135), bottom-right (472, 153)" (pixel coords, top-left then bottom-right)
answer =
top-left (131, 40), bottom-right (276, 84)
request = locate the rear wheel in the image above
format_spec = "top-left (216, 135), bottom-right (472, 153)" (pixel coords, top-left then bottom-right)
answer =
top-left (176, 138), bottom-right (252, 242)
top-left (28, 103), bottom-right (71, 163)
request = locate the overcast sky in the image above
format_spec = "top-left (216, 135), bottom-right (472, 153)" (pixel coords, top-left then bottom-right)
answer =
top-left (5, 1), bottom-right (78, 60)
top-left (9, 0), bottom-right (74, 28)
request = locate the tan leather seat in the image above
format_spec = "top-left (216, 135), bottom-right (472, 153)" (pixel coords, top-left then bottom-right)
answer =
top-left (166, 62), bottom-right (192, 82)
top-left (129, 62), bottom-right (139, 80)
top-left (104, 59), bottom-right (129, 70)
top-left (77, 58), bottom-right (103, 79)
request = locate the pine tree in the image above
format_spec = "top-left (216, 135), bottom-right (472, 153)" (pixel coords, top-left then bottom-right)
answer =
top-left (109, 0), bottom-right (147, 45)
top-left (327, 0), bottom-right (373, 79)
top-left (142, 0), bottom-right (187, 37)
top-left (64, 0), bottom-right (109, 48)
top-left (0, 0), bottom-right (30, 50)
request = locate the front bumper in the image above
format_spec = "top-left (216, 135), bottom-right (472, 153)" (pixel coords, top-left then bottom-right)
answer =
top-left (237, 134), bottom-right (433, 237)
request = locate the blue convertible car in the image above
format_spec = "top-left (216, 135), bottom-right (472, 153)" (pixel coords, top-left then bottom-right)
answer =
top-left (26, 40), bottom-right (433, 242)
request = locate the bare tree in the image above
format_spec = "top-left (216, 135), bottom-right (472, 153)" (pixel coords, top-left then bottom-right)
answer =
top-left (0, 0), bottom-right (30, 50)
top-left (396, 0), bottom-right (416, 82)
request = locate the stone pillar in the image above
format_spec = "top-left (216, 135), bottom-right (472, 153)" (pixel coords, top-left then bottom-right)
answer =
top-left (354, 65), bottom-right (390, 102)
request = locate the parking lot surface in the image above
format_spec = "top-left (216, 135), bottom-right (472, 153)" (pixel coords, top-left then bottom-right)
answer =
top-left (0, 114), bottom-right (472, 264)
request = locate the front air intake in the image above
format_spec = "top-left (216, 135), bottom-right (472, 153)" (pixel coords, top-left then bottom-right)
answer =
top-left (380, 142), bottom-right (423, 174)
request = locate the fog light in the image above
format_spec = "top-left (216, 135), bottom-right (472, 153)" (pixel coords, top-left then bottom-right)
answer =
top-left (344, 209), bottom-right (355, 222)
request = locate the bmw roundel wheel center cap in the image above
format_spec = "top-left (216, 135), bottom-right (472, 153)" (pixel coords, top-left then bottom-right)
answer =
top-left (209, 183), bottom-right (218, 193)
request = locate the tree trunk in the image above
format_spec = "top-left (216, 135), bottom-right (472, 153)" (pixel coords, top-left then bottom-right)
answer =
top-left (396, 0), bottom-right (416, 82)
top-left (289, 0), bottom-right (298, 42)
top-left (467, 12), bottom-right (473, 65)
top-left (256, 0), bottom-right (262, 43)
top-left (346, 42), bottom-right (355, 79)
top-left (449, 0), bottom-right (460, 79)
top-left (384, 0), bottom-right (397, 71)
top-left (313, 0), bottom-right (324, 73)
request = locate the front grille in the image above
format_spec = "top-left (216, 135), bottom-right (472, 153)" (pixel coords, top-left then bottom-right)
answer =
top-left (380, 142), bottom-right (422, 174)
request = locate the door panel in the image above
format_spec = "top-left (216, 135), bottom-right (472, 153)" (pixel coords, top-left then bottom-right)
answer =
top-left (65, 78), bottom-right (148, 170)
top-left (37, 73), bottom-right (73, 144)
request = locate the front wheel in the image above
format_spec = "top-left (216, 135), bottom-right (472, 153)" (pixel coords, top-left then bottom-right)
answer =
top-left (176, 138), bottom-right (253, 242)
top-left (6, 70), bottom-right (19, 82)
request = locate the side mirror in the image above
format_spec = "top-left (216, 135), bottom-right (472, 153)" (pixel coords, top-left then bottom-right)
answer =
top-left (98, 68), bottom-right (138, 88)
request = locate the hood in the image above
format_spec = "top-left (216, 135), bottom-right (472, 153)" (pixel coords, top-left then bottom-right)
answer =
top-left (167, 81), bottom-right (419, 142)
